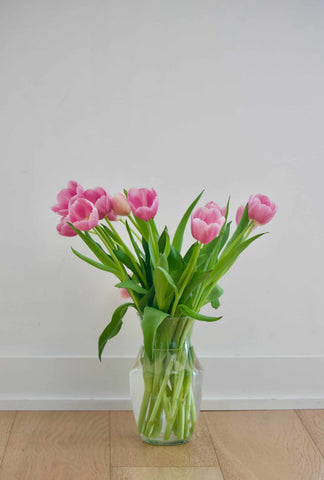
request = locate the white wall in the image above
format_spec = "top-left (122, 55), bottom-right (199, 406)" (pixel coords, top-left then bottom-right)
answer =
top-left (1, 0), bottom-right (323, 408)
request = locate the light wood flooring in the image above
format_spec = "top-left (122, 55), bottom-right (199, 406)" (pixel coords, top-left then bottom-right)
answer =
top-left (0, 410), bottom-right (324, 479)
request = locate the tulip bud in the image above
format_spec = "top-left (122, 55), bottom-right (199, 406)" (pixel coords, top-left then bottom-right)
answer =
top-left (235, 205), bottom-right (245, 226)
top-left (111, 192), bottom-right (131, 216)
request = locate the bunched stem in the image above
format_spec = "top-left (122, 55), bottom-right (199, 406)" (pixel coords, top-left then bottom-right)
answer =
top-left (134, 317), bottom-right (200, 445)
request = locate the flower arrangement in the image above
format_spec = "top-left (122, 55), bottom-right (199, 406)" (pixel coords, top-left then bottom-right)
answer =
top-left (52, 182), bottom-right (277, 444)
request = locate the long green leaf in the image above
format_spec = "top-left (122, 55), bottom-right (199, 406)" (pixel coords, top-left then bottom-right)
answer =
top-left (172, 190), bottom-right (204, 252)
top-left (115, 280), bottom-right (148, 295)
top-left (141, 307), bottom-right (169, 360)
top-left (71, 248), bottom-right (118, 275)
top-left (98, 302), bottom-right (135, 360)
top-left (178, 304), bottom-right (222, 322)
top-left (223, 203), bottom-right (249, 253)
top-left (70, 226), bottom-right (116, 267)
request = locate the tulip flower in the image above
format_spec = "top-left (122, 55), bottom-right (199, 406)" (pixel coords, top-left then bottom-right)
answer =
top-left (52, 181), bottom-right (84, 216)
top-left (235, 205), bottom-right (245, 226)
top-left (191, 205), bottom-right (225, 244)
top-left (205, 201), bottom-right (227, 217)
top-left (82, 187), bottom-right (112, 220)
top-left (68, 198), bottom-right (99, 231)
top-left (127, 188), bottom-right (159, 221)
top-left (111, 192), bottom-right (131, 216)
top-left (56, 216), bottom-right (77, 237)
top-left (248, 194), bottom-right (277, 226)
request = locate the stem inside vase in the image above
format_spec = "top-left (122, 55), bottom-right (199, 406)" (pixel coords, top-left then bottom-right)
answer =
top-left (130, 316), bottom-right (203, 445)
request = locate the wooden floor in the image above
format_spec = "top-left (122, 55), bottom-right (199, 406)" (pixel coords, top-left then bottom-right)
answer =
top-left (0, 410), bottom-right (324, 479)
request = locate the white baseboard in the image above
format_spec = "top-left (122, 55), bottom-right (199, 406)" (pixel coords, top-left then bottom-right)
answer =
top-left (0, 355), bottom-right (323, 410)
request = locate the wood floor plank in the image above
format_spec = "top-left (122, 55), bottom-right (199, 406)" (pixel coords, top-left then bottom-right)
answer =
top-left (0, 411), bottom-right (110, 480)
top-left (297, 410), bottom-right (324, 458)
top-left (112, 466), bottom-right (223, 480)
top-left (205, 410), bottom-right (324, 480)
top-left (110, 411), bottom-right (221, 469)
top-left (0, 412), bottom-right (16, 464)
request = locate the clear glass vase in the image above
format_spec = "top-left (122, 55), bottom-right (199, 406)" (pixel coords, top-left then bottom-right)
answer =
top-left (129, 317), bottom-right (203, 445)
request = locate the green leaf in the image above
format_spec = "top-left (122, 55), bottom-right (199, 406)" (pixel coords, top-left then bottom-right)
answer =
top-left (180, 270), bottom-right (212, 304)
top-left (158, 227), bottom-right (170, 256)
top-left (114, 248), bottom-right (137, 271)
top-left (125, 221), bottom-right (145, 262)
top-left (156, 266), bottom-right (178, 294)
top-left (210, 232), bottom-right (266, 285)
top-left (183, 243), bottom-right (197, 265)
top-left (209, 284), bottom-right (224, 309)
top-left (153, 267), bottom-right (169, 311)
top-left (178, 304), bottom-right (222, 322)
top-left (167, 246), bottom-right (184, 275)
top-left (172, 190), bottom-right (204, 252)
top-left (115, 280), bottom-right (148, 295)
top-left (141, 307), bottom-right (169, 360)
top-left (71, 227), bottom-right (116, 267)
top-left (71, 248), bottom-right (118, 275)
top-left (223, 203), bottom-right (249, 253)
top-left (133, 216), bottom-right (149, 241)
top-left (98, 302), bottom-right (135, 360)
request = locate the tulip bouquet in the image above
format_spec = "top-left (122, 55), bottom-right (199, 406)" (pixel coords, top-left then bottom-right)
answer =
top-left (52, 182), bottom-right (277, 444)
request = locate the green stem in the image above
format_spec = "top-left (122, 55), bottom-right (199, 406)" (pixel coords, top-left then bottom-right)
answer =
top-left (171, 243), bottom-right (201, 316)
top-left (105, 218), bottom-right (148, 288)
top-left (144, 356), bottom-right (175, 434)
top-left (94, 227), bottom-right (141, 311)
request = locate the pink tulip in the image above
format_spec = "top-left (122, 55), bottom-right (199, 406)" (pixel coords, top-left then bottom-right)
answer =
top-left (111, 192), bottom-right (131, 216)
top-left (205, 201), bottom-right (227, 217)
top-left (191, 205), bottom-right (225, 244)
top-left (52, 181), bottom-right (84, 216)
top-left (83, 187), bottom-right (111, 220)
top-left (235, 205), bottom-right (245, 225)
top-left (127, 188), bottom-right (159, 221)
top-left (248, 194), bottom-right (277, 226)
top-left (95, 194), bottom-right (112, 220)
top-left (56, 216), bottom-right (77, 237)
top-left (68, 198), bottom-right (99, 231)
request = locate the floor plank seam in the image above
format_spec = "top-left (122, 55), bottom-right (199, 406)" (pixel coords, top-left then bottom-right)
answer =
top-left (202, 412), bottom-right (226, 480)
top-left (294, 410), bottom-right (324, 462)
top-left (0, 411), bottom-right (17, 471)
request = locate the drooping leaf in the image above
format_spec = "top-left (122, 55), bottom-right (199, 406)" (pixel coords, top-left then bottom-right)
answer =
top-left (98, 302), bottom-right (135, 360)
top-left (141, 307), bottom-right (169, 360)
top-left (71, 248), bottom-right (118, 275)
top-left (115, 280), bottom-right (148, 295)
top-left (172, 190), bottom-right (204, 252)
top-left (178, 304), bottom-right (222, 322)
top-left (71, 227), bottom-right (116, 267)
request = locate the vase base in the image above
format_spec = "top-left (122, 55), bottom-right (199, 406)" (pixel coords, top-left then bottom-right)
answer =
top-left (140, 434), bottom-right (191, 446)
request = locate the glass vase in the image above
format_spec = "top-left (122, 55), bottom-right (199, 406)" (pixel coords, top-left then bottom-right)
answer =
top-left (129, 317), bottom-right (203, 445)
